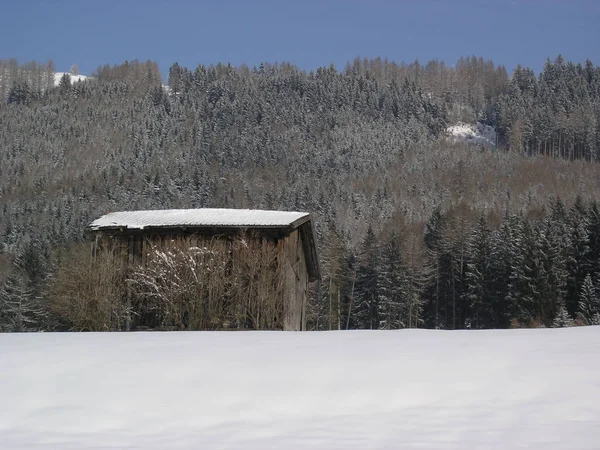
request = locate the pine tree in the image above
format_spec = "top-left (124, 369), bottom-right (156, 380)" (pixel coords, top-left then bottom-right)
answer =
top-left (505, 216), bottom-right (542, 326)
top-left (168, 63), bottom-right (182, 94)
top-left (58, 72), bottom-right (72, 91)
top-left (465, 216), bottom-right (495, 328)
top-left (536, 215), bottom-right (568, 326)
top-left (577, 273), bottom-right (600, 325)
top-left (354, 226), bottom-right (380, 329)
top-left (566, 197), bottom-right (590, 315)
top-left (423, 208), bottom-right (450, 329)
top-left (585, 202), bottom-right (600, 278)
top-left (7, 80), bottom-right (31, 104)
top-left (491, 215), bottom-right (515, 328)
top-left (378, 232), bottom-right (408, 329)
top-left (319, 224), bottom-right (350, 330)
top-left (553, 300), bottom-right (573, 328)
top-left (0, 240), bottom-right (51, 331)
top-left (0, 269), bottom-right (45, 332)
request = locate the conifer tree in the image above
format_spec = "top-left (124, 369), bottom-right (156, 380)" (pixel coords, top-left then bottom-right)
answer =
top-left (0, 268), bottom-right (45, 332)
top-left (378, 232), bottom-right (408, 329)
top-left (553, 300), bottom-right (574, 328)
top-left (58, 72), bottom-right (72, 92)
top-left (536, 215), bottom-right (568, 325)
top-left (505, 216), bottom-right (543, 326)
top-left (465, 216), bottom-right (495, 328)
top-left (7, 80), bottom-right (31, 104)
top-left (424, 208), bottom-right (467, 329)
top-left (566, 198), bottom-right (590, 315)
top-left (577, 273), bottom-right (600, 325)
top-left (354, 226), bottom-right (380, 329)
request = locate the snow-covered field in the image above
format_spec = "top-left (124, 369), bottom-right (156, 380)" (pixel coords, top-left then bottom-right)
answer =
top-left (447, 122), bottom-right (497, 148)
top-left (1, 327), bottom-right (599, 449)
top-left (53, 72), bottom-right (89, 86)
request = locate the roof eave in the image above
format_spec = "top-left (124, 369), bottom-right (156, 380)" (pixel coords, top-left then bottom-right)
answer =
top-left (298, 217), bottom-right (321, 282)
top-left (88, 222), bottom-right (307, 233)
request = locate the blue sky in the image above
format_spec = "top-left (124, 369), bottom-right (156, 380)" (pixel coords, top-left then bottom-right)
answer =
top-left (1, 0), bottom-right (598, 80)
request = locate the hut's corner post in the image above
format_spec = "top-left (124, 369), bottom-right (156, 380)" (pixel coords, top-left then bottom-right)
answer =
top-left (302, 282), bottom-right (307, 331)
top-left (90, 232), bottom-right (100, 259)
top-left (279, 234), bottom-right (296, 331)
top-left (126, 235), bottom-right (134, 332)
top-left (125, 280), bottom-right (132, 332)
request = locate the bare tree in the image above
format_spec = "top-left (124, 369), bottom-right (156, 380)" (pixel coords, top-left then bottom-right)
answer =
top-left (51, 244), bottom-right (129, 331)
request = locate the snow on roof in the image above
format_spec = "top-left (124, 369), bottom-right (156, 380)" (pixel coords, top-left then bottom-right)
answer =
top-left (89, 208), bottom-right (310, 231)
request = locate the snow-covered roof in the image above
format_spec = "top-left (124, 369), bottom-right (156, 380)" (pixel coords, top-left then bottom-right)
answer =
top-left (89, 208), bottom-right (321, 281)
top-left (89, 208), bottom-right (310, 231)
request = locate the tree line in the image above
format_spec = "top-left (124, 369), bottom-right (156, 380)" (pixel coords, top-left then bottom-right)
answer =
top-left (316, 198), bottom-right (600, 331)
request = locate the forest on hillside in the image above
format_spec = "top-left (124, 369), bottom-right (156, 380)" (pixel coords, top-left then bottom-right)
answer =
top-left (1, 55), bottom-right (600, 331)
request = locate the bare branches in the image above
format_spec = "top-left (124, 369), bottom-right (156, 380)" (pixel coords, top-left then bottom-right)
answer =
top-left (127, 235), bottom-right (284, 330)
top-left (50, 244), bottom-right (129, 331)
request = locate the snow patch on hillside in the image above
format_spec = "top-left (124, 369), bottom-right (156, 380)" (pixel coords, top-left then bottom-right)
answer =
top-left (53, 72), bottom-right (89, 86)
top-left (0, 327), bottom-right (599, 449)
top-left (447, 122), bottom-right (496, 148)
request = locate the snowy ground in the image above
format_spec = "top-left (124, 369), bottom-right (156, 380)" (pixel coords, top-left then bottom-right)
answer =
top-left (1, 327), bottom-right (599, 449)
top-left (53, 72), bottom-right (89, 86)
top-left (447, 122), bottom-right (497, 148)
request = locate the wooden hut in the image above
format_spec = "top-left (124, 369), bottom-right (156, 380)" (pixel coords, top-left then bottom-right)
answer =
top-left (88, 208), bottom-right (320, 331)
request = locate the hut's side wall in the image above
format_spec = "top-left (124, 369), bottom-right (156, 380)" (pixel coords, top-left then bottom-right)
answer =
top-left (93, 226), bottom-right (311, 331)
top-left (281, 230), bottom-right (309, 331)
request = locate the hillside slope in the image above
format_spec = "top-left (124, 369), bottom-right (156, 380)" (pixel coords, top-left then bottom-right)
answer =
top-left (2, 57), bottom-right (600, 333)
top-left (1, 327), bottom-right (599, 449)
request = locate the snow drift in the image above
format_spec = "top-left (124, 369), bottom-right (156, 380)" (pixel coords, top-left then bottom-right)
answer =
top-left (1, 327), bottom-right (599, 449)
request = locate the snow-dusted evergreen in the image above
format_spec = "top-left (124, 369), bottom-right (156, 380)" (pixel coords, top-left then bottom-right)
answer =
top-left (578, 274), bottom-right (600, 324)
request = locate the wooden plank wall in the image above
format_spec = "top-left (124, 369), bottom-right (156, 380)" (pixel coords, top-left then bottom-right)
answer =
top-left (281, 230), bottom-right (309, 331)
top-left (94, 229), bottom-right (310, 331)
